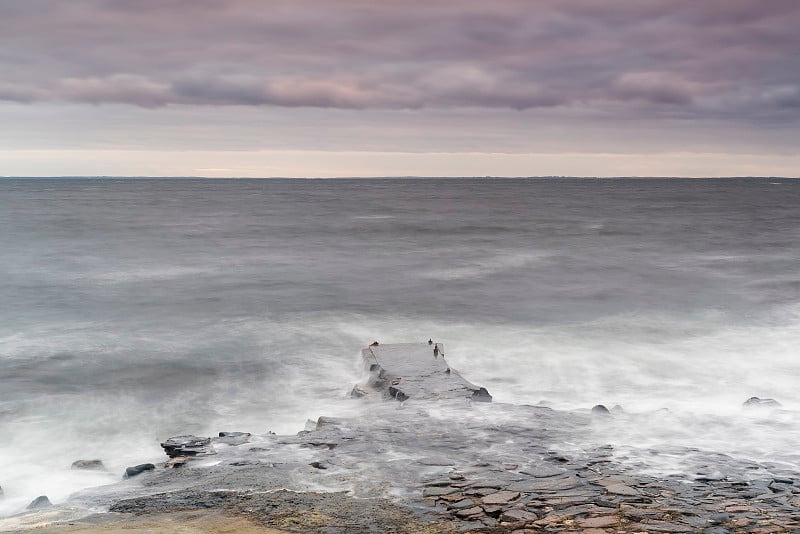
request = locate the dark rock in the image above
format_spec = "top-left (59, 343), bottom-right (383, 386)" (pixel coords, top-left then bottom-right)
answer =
top-left (27, 495), bottom-right (52, 509)
top-left (388, 386), bottom-right (409, 402)
top-left (591, 404), bottom-right (611, 415)
top-left (161, 435), bottom-right (213, 457)
top-left (743, 396), bottom-right (781, 408)
top-left (124, 463), bottom-right (155, 478)
top-left (309, 461), bottom-right (327, 470)
top-left (71, 459), bottom-right (105, 470)
top-left (482, 504), bottom-right (503, 516)
top-left (471, 387), bottom-right (492, 402)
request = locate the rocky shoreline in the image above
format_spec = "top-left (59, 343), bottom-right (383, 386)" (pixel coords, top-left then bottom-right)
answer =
top-left (3, 343), bottom-right (798, 533)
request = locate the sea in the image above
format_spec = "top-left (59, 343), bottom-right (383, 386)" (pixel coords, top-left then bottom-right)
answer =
top-left (1, 177), bottom-right (799, 517)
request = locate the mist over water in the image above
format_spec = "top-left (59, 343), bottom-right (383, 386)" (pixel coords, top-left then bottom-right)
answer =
top-left (1, 177), bottom-right (799, 516)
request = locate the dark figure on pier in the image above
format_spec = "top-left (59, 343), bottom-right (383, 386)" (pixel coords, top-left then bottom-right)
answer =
top-left (433, 345), bottom-right (439, 357)
top-left (428, 339), bottom-right (433, 345)
top-left (370, 341), bottom-right (379, 347)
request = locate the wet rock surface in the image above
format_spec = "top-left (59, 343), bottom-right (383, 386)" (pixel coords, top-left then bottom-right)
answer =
top-left (361, 343), bottom-right (492, 402)
top-left (24, 344), bottom-right (800, 533)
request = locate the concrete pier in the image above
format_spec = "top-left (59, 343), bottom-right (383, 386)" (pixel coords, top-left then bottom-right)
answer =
top-left (359, 343), bottom-right (491, 402)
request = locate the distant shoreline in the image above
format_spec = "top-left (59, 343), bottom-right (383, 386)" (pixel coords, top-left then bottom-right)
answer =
top-left (2, 176), bottom-right (799, 180)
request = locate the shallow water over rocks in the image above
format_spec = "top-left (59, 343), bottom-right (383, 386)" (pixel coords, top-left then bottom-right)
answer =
top-left (4, 344), bottom-right (798, 533)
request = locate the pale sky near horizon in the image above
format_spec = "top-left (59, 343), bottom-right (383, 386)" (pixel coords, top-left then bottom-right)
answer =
top-left (2, 1), bottom-right (799, 177)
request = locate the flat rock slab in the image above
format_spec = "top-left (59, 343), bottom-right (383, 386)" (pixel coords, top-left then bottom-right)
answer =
top-left (360, 343), bottom-right (491, 402)
top-left (520, 465), bottom-right (567, 478)
top-left (500, 509), bottom-right (538, 522)
top-left (630, 521), bottom-right (694, 532)
top-left (161, 435), bottom-right (214, 458)
top-left (578, 515), bottom-right (618, 528)
top-left (481, 490), bottom-right (520, 505)
top-left (605, 483), bottom-right (639, 496)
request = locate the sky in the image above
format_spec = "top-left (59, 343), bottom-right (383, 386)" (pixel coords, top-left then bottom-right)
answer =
top-left (1, 1), bottom-right (799, 178)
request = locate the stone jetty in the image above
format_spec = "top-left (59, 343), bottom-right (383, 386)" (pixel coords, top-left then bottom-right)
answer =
top-left (359, 343), bottom-right (492, 402)
top-left (11, 343), bottom-right (800, 534)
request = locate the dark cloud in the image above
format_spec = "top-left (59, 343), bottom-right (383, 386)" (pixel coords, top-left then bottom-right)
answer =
top-left (0, 1), bottom-right (798, 118)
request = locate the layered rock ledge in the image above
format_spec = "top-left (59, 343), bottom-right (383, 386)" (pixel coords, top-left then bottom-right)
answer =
top-left (7, 343), bottom-right (800, 534)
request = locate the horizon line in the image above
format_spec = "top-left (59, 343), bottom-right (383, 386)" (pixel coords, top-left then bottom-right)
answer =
top-left (2, 175), bottom-right (799, 180)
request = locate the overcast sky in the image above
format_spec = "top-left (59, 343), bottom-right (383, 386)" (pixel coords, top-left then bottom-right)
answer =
top-left (2, 1), bottom-right (799, 177)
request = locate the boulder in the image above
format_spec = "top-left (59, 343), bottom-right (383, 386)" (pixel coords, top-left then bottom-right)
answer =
top-left (161, 435), bottom-right (214, 457)
top-left (124, 463), bottom-right (155, 478)
top-left (27, 495), bottom-right (52, 509)
top-left (71, 459), bottom-right (105, 470)
top-left (591, 404), bottom-right (611, 416)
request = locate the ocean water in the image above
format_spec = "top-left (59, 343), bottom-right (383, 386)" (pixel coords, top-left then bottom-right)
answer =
top-left (1, 177), bottom-right (799, 516)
